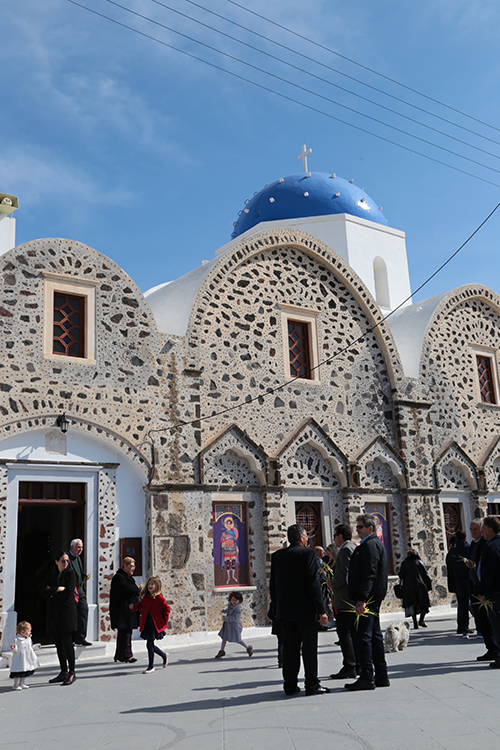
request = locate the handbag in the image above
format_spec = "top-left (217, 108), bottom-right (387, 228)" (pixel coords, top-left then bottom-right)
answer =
top-left (394, 581), bottom-right (403, 599)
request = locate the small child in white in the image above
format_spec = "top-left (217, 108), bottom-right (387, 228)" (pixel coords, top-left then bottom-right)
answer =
top-left (10, 621), bottom-right (40, 690)
top-left (215, 591), bottom-right (253, 658)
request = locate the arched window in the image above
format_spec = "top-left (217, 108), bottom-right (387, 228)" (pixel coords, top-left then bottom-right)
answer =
top-left (373, 256), bottom-right (390, 309)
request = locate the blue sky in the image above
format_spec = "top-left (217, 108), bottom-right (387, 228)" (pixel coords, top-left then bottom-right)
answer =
top-left (3, 0), bottom-right (500, 304)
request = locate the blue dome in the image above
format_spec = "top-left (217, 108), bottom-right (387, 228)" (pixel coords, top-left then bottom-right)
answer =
top-left (231, 171), bottom-right (387, 239)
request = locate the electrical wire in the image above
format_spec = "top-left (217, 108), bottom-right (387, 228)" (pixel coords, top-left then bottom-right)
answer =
top-left (79, 0), bottom-right (500, 179)
top-left (174, 0), bottom-right (500, 150)
top-left (67, 0), bottom-right (500, 189)
top-left (223, 0), bottom-right (500, 136)
top-left (127, 0), bottom-right (500, 163)
top-left (146, 199), bottom-right (500, 435)
top-left (62, 1), bottom-right (500, 440)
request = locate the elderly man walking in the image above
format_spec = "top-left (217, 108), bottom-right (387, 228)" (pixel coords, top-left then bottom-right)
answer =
top-left (270, 523), bottom-right (330, 696)
top-left (68, 538), bottom-right (91, 646)
top-left (345, 514), bottom-right (389, 691)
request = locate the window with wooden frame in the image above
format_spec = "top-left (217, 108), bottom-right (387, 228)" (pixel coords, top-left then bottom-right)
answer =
top-left (119, 537), bottom-right (143, 577)
top-left (43, 272), bottom-right (97, 363)
top-left (365, 502), bottom-right (394, 575)
top-left (477, 355), bottom-right (497, 404)
top-left (53, 293), bottom-right (85, 357)
top-left (288, 320), bottom-right (311, 379)
top-left (279, 304), bottom-right (320, 382)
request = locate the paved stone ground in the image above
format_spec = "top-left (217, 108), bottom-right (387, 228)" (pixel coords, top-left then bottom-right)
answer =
top-left (1, 614), bottom-right (499, 750)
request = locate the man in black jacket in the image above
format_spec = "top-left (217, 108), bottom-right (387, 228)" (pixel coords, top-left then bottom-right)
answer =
top-left (446, 530), bottom-right (472, 635)
top-left (467, 521), bottom-right (497, 661)
top-left (68, 539), bottom-right (91, 646)
top-left (270, 524), bottom-right (329, 696)
top-left (478, 516), bottom-right (500, 668)
top-left (345, 514), bottom-right (389, 691)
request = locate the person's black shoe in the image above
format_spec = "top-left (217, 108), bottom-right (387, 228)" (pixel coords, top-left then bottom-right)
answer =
top-left (489, 660), bottom-right (500, 669)
top-left (126, 657), bottom-right (137, 663)
top-left (61, 671), bottom-right (76, 685)
top-left (345, 679), bottom-right (375, 691)
top-left (477, 652), bottom-right (498, 662)
top-left (375, 677), bottom-right (391, 687)
top-left (419, 621), bottom-right (427, 628)
top-left (305, 685), bottom-right (330, 696)
top-left (284, 687), bottom-right (301, 696)
top-left (74, 639), bottom-right (91, 646)
top-left (49, 672), bottom-right (68, 684)
top-left (330, 667), bottom-right (357, 680)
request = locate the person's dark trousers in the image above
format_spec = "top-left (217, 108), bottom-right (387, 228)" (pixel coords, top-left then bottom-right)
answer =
top-left (55, 633), bottom-right (75, 674)
top-left (146, 635), bottom-right (166, 670)
top-left (115, 629), bottom-right (133, 661)
top-left (455, 583), bottom-right (470, 632)
top-left (281, 620), bottom-right (320, 694)
top-left (473, 602), bottom-right (498, 655)
top-left (335, 610), bottom-right (358, 670)
top-left (75, 587), bottom-right (89, 641)
top-left (487, 596), bottom-right (500, 655)
top-left (352, 603), bottom-right (388, 684)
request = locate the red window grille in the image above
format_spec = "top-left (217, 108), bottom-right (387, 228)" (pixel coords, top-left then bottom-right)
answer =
top-left (477, 356), bottom-right (496, 404)
top-left (288, 320), bottom-right (311, 379)
top-left (53, 293), bottom-right (85, 357)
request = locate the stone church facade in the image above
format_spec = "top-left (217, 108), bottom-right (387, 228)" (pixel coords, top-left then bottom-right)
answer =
top-left (1, 168), bottom-right (499, 648)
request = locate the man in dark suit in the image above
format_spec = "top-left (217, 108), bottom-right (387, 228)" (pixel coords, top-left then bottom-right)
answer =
top-left (270, 523), bottom-right (330, 696)
top-left (330, 523), bottom-right (358, 680)
top-left (346, 514), bottom-right (389, 691)
top-left (467, 520), bottom-right (497, 661)
top-left (68, 538), bottom-right (91, 646)
top-left (478, 516), bottom-right (500, 669)
top-left (446, 530), bottom-right (472, 635)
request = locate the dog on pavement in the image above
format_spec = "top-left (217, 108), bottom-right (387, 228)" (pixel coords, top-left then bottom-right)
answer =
top-left (384, 620), bottom-right (410, 653)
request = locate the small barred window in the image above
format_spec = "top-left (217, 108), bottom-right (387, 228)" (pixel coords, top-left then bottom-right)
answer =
top-left (53, 293), bottom-right (85, 357)
top-left (288, 320), bottom-right (311, 379)
top-left (477, 355), bottom-right (496, 404)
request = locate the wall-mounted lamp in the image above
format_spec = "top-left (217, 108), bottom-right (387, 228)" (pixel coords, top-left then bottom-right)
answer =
top-left (56, 413), bottom-right (69, 434)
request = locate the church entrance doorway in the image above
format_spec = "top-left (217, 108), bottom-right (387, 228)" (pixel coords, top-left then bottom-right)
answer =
top-left (15, 482), bottom-right (85, 643)
top-left (443, 501), bottom-right (464, 550)
top-left (295, 501), bottom-right (324, 549)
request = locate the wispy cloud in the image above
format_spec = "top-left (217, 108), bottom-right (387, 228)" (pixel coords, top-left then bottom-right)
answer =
top-left (0, 146), bottom-right (131, 211)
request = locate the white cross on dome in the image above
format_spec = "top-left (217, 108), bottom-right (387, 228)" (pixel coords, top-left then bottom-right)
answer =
top-left (297, 144), bottom-right (312, 173)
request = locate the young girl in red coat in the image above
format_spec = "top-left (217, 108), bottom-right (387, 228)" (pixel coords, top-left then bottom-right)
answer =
top-left (130, 576), bottom-right (170, 674)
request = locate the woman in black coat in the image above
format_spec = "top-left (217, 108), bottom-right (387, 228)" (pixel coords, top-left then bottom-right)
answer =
top-left (399, 549), bottom-right (432, 629)
top-left (41, 550), bottom-right (78, 685)
top-left (110, 557), bottom-right (140, 663)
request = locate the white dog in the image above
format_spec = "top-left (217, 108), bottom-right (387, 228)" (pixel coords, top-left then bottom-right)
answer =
top-left (384, 620), bottom-right (411, 653)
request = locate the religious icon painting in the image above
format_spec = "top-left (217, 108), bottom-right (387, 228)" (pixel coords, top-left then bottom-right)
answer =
top-left (365, 502), bottom-right (394, 574)
top-left (212, 501), bottom-right (250, 587)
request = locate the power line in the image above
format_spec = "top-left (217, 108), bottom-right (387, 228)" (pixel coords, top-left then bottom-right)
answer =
top-left (148, 199), bottom-right (500, 435)
top-left (176, 0), bottom-right (500, 150)
top-left (137, 0), bottom-right (500, 163)
top-left (90, 0), bottom-right (500, 178)
top-left (223, 0), bottom-right (500, 136)
top-left (67, 0), bottom-right (500, 189)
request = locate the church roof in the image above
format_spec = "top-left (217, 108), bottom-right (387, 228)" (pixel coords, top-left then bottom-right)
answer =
top-left (231, 171), bottom-right (387, 239)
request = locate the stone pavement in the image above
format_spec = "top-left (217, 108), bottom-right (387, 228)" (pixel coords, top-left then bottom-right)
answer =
top-left (1, 613), bottom-right (499, 750)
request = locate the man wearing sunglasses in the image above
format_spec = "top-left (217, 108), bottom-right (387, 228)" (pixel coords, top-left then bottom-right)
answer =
top-left (345, 514), bottom-right (390, 691)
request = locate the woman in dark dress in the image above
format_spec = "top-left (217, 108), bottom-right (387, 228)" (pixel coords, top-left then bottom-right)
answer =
top-left (399, 548), bottom-right (432, 629)
top-left (110, 556), bottom-right (140, 663)
top-left (41, 550), bottom-right (78, 685)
